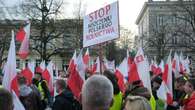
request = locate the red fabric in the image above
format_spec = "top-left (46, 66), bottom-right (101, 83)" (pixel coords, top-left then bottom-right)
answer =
top-left (16, 28), bottom-right (25, 42)
top-left (18, 52), bottom-right (29, 60)
top-left (167, 92), bottom-right (173, 105)
top-left (18, 37), bottom-right (29, 59)
top-left (128, 62), bottom-right (140, 83)
top-left (11, 76), bottom-right (19, 96)
top-left (67, 65), bottom-right (83, 101)
top-left (21, 67), bottom-right (33, 85)
top-left (162, 64), bottom-right (169, 84)
top-left (42, 69), bottom-right (51, 83)
top-left (36, 66), bottom-right (44, 73)
top-left (115, 69), bottom-right (125, 93)
top-left (184, 93), bottom-right (195, 110)
top-left (180, 63), bottom-right (185, 74)
top-left (83, 54), bottom-right (89, 65)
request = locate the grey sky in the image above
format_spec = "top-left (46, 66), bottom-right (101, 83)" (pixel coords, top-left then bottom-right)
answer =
top-left (2, 0), bottom-right (148, 32)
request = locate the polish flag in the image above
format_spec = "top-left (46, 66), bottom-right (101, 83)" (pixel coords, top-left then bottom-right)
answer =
top-left (179, 52), bottom-right (185, 74)
top-left (128, 62), bottom-right (141, 84)
top-left (17, 22), bottom-right (30, 59)
top-left (68, 50), bottom-right (85, 101)
top-left (150, 60), bottom-right (158, 75)
top-left (12, 90), bottom-right (25, 110)
top-left (130, 48), bottom-right (152, 92)
top-left (91, 57), bottom-right (100, 74)
top-left (46, 61), bottom-right (54, 96)
top-left (115, 57), bottom-right (128, 93)
top-left (2, 30), bottom-right (25, 110)
top-left (21, 67), bottom-right (33, 85)
top-left (183, 56), bottom-right (190, 75)
top-left (158, 60), bottom-right (165, 74)
top-left (157, 51), bottom-right (173, 104)
top-left (172, 52), bottom-right (181, 78)
top-left (67, 50), bottom-right (77, 74)
top-left (36, 61), bottom-right (46, 73)
top-left (28, 61), bottom-right (35, 77)
top-left (104, 58), bottom-right (115, 71)
top-left (83, 48), bottom-right (90, 65)
top-left (2, 30), bottom-right (19, 96)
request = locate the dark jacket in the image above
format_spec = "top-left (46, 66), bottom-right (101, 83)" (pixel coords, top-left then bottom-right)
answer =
top-left (19, 86), bottom-right (42, 110)
top-left (52, 89), bottom-right (79, 110)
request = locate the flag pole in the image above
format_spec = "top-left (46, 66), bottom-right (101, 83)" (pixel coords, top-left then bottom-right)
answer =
top-left (99, 44), bottom-right (103, 74)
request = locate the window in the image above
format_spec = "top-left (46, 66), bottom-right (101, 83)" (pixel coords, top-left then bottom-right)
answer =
top-left (172, 36), bottom-right (177, 44)
top-left (159, 15), bottom-right (163, 26)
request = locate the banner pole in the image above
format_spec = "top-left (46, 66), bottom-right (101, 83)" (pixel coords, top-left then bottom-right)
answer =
top-left (99, 44), bottom-right (103, 74)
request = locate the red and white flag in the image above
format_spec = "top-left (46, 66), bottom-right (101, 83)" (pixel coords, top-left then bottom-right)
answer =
top-left (179, 52), bottom-right (185, 74)
top-left (2, 30), bottom-right (25, 110)
top-left (134, 48), bottom-right (152, 92)
top-left (172, 52), bottom-right (181, 78)
top-left (67, 50), bottom-right (77, 74)
top-left (104, 58), bottom-right (115, 71)
top-left (21, 67), bottom-right (33, 85)
top-left (46, 61), bottom-right (54, 96)
top-left (83, 48), bottom-right (90, 66)
top-left (159, 60), bottom-right (164, 74)
top-left (91, 57), bottom-right (100, 74)
top-left (36, 61), bottom-right (46, 73)
top-left (115, 57), bottom-right (128, 93)
top-left (68, 50), bottom-right (85, 101)
top-left (17, 22), bottom-right (30, 59)
top-left (183, 56), bottom-right (190, 75)
top-left (28, 60), bottom-right (35, 77)
top-left (157, 51), bottom-right (173, 104)
top-left (2, 30), bottom-right (19, 95)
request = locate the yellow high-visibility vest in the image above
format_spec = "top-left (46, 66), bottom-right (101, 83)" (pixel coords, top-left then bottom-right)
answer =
top-left (38, 80), bottom-right (47, 100)
top-left (150, 94), bottom-right (156, 110)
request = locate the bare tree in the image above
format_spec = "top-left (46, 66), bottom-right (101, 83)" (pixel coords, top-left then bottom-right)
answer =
top-left (20, 0), bottom-right (72, 62)
top-left (117, 26), bottom-right (134, 50)
top-left (171, 0), bottom-right (195, 51)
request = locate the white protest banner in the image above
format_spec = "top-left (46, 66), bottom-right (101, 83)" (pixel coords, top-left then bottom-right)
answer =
top-left (83, 1), bottom-right (119, 47)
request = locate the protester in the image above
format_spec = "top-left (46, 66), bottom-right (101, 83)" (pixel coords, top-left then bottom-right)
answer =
top-left (0, 88), bottom-right (14, 110)
top-left (167, 76), bottom-right (187, 110)
top-left (124, 95), bottom-right (151, 110)
top-left (82, 75), bottom-right (113, 110)
top-left (103, 70), bottom-right (123, 110)
top-left (125, 80), bottom-right (151, 100)
top-left (151, 75), bottom-right (165, 110)
top-left (183, 78), bottom-right (195, 110)
top-left (52, 79), bottom-right (81, 110)
top-left (18, 76), bottom-right (42, 110)
top-left (34, 72), bottom-right (52, 109)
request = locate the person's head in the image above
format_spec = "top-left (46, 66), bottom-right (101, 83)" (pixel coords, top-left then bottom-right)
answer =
top-left (175, 76), bottom-right (187, 91)
top-left (32, 78), bottom-right (39, 86)
top-left (56, 79), bottom-right (66, 94)
top-left (34, 72), bottom-right (42, 81)
top-left (82, 75), bottom-right (113, 110)
top-left (152, 76), bottom-right (162, 90)
top-left (103, 70), bottom-right (120, 95)
top-left (184, 78), bottom-right (195, 95)
top-left (0, 88), bottom-right (14, 110)
top-left (17, 76), bottom-right (27, 86)
top-left (124, 96), bottom-right (151, 110)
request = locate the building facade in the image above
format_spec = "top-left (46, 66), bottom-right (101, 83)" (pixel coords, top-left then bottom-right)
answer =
top-left (135, 0), bottom-right (195, 63)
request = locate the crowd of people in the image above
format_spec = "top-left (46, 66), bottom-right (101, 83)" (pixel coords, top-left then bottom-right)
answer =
top-left (0, 67), bottom-right (195, 110)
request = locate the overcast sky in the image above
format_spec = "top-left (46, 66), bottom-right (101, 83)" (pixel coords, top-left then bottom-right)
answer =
top-left (3, 0), bottom-right (148, 32)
